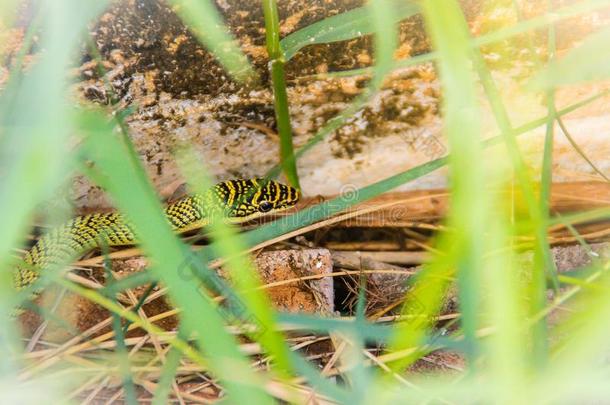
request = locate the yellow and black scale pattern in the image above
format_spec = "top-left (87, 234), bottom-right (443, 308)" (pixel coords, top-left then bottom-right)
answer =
top-left (15, 179), bottom-right (299, 291)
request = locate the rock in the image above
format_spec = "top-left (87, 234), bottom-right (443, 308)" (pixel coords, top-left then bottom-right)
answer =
top-left (255, 248), bottom-right (334, 314)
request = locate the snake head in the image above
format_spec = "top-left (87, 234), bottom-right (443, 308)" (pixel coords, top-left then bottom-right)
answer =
top-left (212, 178), bottom-right (299, 220)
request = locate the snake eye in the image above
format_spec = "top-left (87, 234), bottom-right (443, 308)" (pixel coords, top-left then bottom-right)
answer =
top-left (258, 201), bottom-right (273, 213)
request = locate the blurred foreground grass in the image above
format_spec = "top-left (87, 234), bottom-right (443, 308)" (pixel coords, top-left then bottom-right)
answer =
top-left (1, 0), bottom-right (610, 403)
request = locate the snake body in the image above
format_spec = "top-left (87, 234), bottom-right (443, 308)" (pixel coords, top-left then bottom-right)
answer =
top-left (16, 178), bottom-right (299, 292)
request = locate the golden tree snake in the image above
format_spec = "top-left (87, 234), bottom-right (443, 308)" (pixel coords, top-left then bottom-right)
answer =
top-left (14, 178), bottom-right (299, 310)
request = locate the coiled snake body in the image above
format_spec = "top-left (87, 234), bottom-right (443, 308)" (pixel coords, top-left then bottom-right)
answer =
top-left (16, 178), bottom-right (299, 293)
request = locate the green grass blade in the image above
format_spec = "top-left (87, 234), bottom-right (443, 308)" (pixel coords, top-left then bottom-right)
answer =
top-left (120, 282), bottom-right (158, 336)
top-left (55, 277), bottom-right (213, 365)
top-left (340, 0), bottom-right (400, 392)
top-left (292, 0), bottom-right (609, 81)
top-left (99, 271), bottom-right (154, 295)
top-left (78, 113), bottom-right (272, 402)
top-left (0, 0), bottom-right (108, 378)
top-left (321, 50), bottom-right (436, 79)
top-left (0, 7), bottom-right (43, 108)
top-left (266, 0), bottom-right (400, 180)
top-left (0, 0), bottom-right (106, 278)
top-left (167, 0), bottom-right (256, 82)
top-left (102, 249), bottom-right (138, 405)
top-left (426, 0), bottom-right (485, 363)
top-left (469, 4), bottom-right (556, 369)
top-left (556, 117), bottom-right (610, 182)
top-left (369, 0), bottom-right (398, 78)
top-left (549, 207), bottom-right (610, 228)
top-left (277, 313), bottom-right (393, 341)
top-left (287, 350), bottom-right (351, 402)
top-left (383, 254), bottom-right (456, 371)
top-left (534, 261), bottom-right (610, 402)
top-left (387, 0), bottom-right (486, 370)
top-left (280, 0), bottom-right (418, 61)
top-left (176, 150), bottom-right (295, 377)
top-left (532, 24), bottom-right (610, 89)
top-left (531, 6), bottom-right (560, 367)
top-left (262, 0), bottom-right (300, 188)
top-left (152, 327), bottom-right (187, 405)
top-left (481, 196), bottom-right (529, 399)
top-left (474, 0), bottom-right (610, 50)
